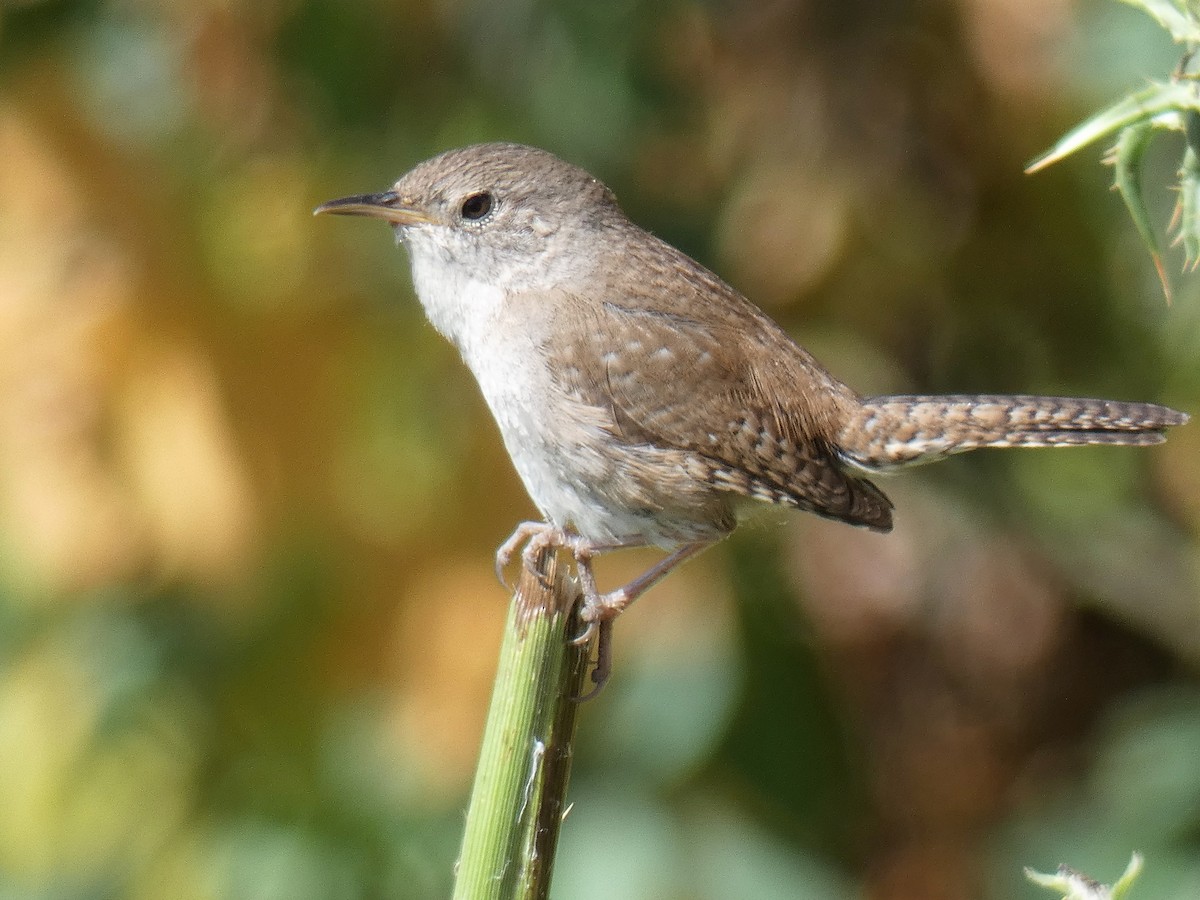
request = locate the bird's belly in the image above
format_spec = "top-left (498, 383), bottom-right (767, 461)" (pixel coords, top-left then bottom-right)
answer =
top-left (503, 429), bottom-right (733, 548)
top-left (467, 348), bottom-right (730, 547)
top-left (455, 300), bottom-right (734, 548)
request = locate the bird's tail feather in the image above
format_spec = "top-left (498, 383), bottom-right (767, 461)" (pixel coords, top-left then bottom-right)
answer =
top-left (839, 395), bottom-right (1188, 471)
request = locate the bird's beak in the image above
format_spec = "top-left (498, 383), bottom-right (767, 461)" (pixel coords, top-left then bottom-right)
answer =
top-left (313, 191), bottom-right (431, 225)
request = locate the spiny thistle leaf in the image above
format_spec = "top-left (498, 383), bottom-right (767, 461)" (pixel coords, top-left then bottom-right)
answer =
top-left (1026, 81), bottom-right (1195, 174)
top-left (1110, 853), bottom-right (1146, 899)
top-left (1172, 140), bottom-right (1200, 270)
top-left (1109, 121), bottom-right (1173, 299)
top-left (1024, 853), bottom-right (1144, 900)
top-left (1116, 0), bottom-right (1200, 44)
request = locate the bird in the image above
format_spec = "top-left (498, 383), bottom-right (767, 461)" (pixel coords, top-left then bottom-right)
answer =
top-left (315, 142), bottom-right (1188, 692)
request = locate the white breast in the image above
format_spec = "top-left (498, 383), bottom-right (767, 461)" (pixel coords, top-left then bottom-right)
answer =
top-left (402, 232), bottom-right (716, 548)
top-left (407, 251), bottom-right (587, 525)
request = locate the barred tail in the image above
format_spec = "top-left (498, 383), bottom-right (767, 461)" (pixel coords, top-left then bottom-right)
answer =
top-left (839, 395), bottom-right (1188, 471)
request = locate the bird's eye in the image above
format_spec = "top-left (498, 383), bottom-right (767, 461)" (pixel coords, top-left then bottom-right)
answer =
top-left (460, 192), bottom-right (494, 220)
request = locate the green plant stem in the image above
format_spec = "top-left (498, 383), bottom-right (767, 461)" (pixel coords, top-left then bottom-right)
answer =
top-left (452, 548), bottom-right (587, 900)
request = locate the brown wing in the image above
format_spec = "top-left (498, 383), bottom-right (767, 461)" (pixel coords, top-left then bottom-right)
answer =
top-left (541, 286), bottom-right (894, 532)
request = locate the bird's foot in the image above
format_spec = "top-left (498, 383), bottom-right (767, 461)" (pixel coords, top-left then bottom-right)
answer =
top-left (494, 521), bottom-right (593, 589)
top-left (494, 522), bottom-right (624, 698)
top-left (494, 523), bottom-right (716, 699)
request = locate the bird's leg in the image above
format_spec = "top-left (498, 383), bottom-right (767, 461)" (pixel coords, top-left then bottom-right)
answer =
top-left (493, 522), bottom-right (716, 697)
top-left (574, 540), bottom-right (714, 633)
top-left (571, 540), bottom-right (716, 698)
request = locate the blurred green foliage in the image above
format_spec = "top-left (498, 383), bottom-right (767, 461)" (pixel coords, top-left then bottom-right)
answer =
top-left (0, 1), bottom-right (1197, 898)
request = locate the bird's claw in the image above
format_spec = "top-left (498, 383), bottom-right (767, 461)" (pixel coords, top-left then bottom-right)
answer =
top-left (572, 618), bottom-right (615, 702)
top-left (494, 521), bottom-right (557, 589)
top-left (493, 524), bottom-right (706, 699)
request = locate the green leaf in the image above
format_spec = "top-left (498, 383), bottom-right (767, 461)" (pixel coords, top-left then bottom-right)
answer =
top-left (1024, 852), bottom-right (1144, 900)
top-left (1109, 122), bottom-right (1173, 299)
top-left (1115, 0), bottom-right (1200, 44)
top-left (1026, 81), bottom-right (1197, 173)
top-left (1172, 139), bottom-right (1200, 271)
top-left (1110, 852), bottom-right (1145, 899)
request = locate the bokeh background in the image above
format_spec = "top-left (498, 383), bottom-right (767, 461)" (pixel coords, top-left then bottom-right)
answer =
top-left (1, 1), bottom-right (1198, 898)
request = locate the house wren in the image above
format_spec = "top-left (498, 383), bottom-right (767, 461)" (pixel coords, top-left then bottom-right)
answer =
top-left (316, 142), bottom-right (1187, 690)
